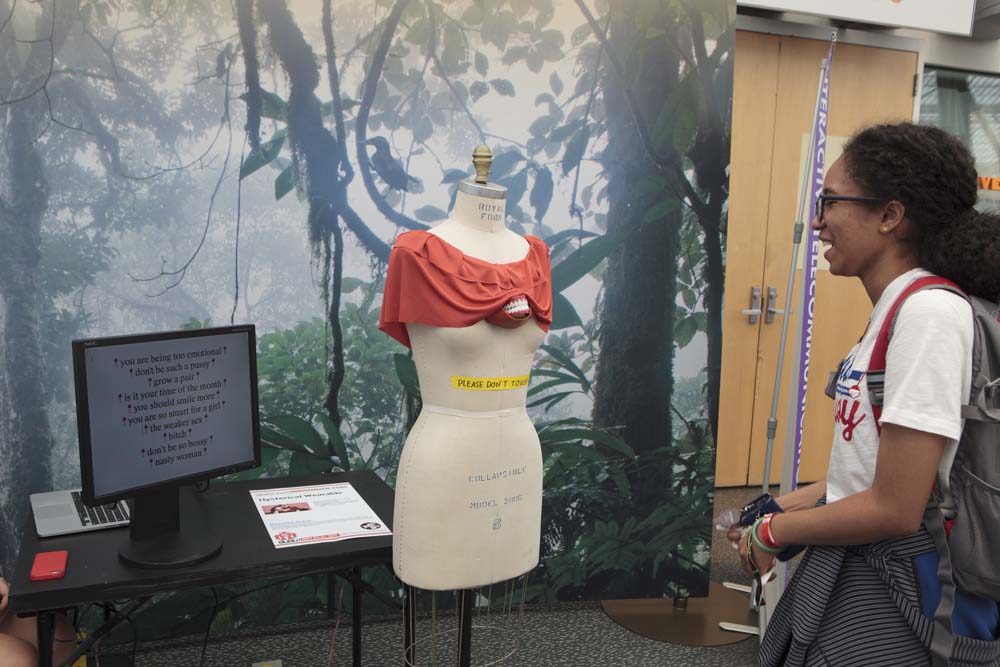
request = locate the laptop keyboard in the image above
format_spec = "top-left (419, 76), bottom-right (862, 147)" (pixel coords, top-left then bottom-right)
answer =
top-left (71, 491), bottom-right (128, 526)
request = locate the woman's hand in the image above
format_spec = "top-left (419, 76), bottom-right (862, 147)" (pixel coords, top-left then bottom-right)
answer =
top-left (726, 525), bottom-right (758, 576)
top-left (733, 524), bottom-right (776, 577)
top-left (726, 524), bottom-right (741, 551)
top-left (0, 576), bottom-right (9, 613)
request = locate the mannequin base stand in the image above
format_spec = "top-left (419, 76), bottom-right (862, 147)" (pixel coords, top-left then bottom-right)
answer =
top-left (601, 581), bottom-right (756, 646)
top-left (402, 579), bottom-right (526, 666)
top-left (457, 589), bottom-right (473, 666)
top-left (403, 588), bottom-right (474, 666)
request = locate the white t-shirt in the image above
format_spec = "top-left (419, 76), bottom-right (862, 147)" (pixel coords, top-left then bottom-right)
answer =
top-left (825, 268), bottom-right (973, 510)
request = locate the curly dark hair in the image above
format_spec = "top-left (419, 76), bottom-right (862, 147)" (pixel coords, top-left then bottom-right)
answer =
top-left (841, 122), bottom-right (1000, 301)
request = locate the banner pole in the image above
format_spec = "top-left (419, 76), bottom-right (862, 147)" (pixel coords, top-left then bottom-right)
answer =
top-left (759, 33), bottom-right (836, 498)
top-left (719, 32), bottom-right (838, 642)
top-left (785, 34), bottom-right (838, 495)
top-left (751, 32), bottom-right (836, 638)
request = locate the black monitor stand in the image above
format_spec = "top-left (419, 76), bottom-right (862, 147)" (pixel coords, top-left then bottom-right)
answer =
top-left (119, 485), bottom-right (223, 569)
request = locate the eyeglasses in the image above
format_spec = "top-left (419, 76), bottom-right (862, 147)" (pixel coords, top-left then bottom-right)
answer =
top-left (814, 195), bottom-right (883, 222)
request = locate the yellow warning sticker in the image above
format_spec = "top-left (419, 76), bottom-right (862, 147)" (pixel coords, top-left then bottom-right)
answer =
top-left (451, 375), bottom-right (530, 391)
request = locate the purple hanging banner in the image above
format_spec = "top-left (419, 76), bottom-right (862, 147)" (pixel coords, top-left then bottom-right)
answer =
top-left (790, 41), bottom-right (835, 490)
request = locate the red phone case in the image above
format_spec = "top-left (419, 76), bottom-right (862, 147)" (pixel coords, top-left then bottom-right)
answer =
top-left (30, 550), bottom-right (68, 581)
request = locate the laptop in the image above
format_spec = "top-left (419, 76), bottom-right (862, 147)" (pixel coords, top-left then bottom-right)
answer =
top-left (30, 490), bottom-right (130, 538)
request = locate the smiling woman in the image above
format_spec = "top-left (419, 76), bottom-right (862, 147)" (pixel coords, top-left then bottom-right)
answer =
top-left (729, 122), bottom-right (1000, 667)
top-left (811, 157), bottom-right (916, 299)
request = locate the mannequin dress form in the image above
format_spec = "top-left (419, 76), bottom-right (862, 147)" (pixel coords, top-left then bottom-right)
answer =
top-left (379, 146), bottom-right (553, 592)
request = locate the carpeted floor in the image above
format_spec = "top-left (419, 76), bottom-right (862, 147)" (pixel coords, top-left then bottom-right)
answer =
top-left (94, 487), bottom-right (775, 667)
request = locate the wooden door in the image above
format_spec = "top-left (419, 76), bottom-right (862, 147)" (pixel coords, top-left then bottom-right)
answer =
top-left (716, 31), bottom-right (918, 487)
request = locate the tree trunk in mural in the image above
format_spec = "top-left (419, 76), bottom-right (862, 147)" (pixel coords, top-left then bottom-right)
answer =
top-left (701, 193), bottom-right (725, 444)
top-left (592, 0), bottom-right (682, 509)
top-left (257, 0), bottom-right (347, 436)
top-left (687, 8), bottom-right (732, 447)
top-left (0, 105), bottom-right (52, 569)
top-left (0, 0), bottom-right (77, 570)
top-left (589, 0), bottom-right (683, 592)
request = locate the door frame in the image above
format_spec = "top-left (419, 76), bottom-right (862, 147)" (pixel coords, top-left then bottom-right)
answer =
top-left (735, 14), bottom-right (923, 122)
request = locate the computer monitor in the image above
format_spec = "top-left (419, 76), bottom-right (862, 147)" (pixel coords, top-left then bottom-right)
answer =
top-left (72, 325), bottom-right (261, 568)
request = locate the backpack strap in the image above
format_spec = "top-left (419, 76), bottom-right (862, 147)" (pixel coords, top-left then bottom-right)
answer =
top-left (867, 276), bottom-right (964, 436)
top-left (926, 506), bottom-right (958, 667)
top-left (867, 275), bottom-right (966, 666)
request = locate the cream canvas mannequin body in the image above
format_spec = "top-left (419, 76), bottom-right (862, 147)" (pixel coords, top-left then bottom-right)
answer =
top-left (393, 183), bottom-right (546, 590)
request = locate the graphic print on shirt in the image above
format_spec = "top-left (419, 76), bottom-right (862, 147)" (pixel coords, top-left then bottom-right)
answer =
top-left (834, 351), bottom-right (867, 442)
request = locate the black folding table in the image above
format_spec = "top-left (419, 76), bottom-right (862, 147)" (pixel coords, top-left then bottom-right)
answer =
top-left (8, 471), bottom-right (394, 667)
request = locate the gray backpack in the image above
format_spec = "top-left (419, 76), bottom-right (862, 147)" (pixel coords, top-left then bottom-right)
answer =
top-left (866, 275), bottom-right (1000, 663)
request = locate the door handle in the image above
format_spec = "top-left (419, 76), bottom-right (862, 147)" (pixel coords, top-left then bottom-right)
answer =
top-left (741, 286), bottom-right (762, 324)
top-left (765, 286), bottom-right (785, 324)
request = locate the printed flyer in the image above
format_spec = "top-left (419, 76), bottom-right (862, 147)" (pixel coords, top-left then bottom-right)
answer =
top-left (250, 482), bottom-right (391, 548)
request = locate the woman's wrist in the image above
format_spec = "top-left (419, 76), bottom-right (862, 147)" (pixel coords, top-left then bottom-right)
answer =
top-left (751, 514), bottom-right (782, 554)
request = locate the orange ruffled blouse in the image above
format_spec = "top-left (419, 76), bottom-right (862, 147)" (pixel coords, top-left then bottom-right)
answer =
top-left (378, 230), bottom-right (553, 348)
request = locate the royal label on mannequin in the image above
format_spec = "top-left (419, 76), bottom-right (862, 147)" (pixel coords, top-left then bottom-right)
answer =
top-left (379, 179), bottom-right (553, 591)
top-left (478, 200), bottom-right (504, 224)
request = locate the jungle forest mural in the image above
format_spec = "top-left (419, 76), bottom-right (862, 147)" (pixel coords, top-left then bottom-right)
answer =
top-left (0, 0), bottom-right (733, 641)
